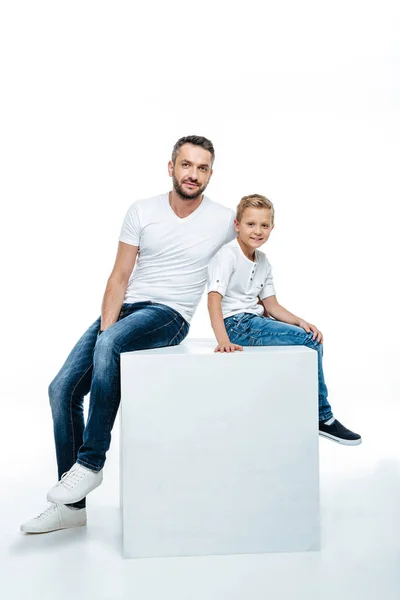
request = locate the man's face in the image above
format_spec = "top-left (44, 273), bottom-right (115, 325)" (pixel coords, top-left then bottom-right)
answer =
top-left (168, 143), bottom-right (213, 200)
top-left (235, 207), bottom-right (274, 249)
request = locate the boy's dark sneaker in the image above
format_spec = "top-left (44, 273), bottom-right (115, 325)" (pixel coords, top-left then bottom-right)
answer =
top-left (319, 419), bottom-right (362, 446)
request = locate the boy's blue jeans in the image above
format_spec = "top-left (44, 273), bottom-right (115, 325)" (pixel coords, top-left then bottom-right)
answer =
top-left (224, 312), bottom-right (333, 423)
top-left (48, 302), bottom-right (189, 508)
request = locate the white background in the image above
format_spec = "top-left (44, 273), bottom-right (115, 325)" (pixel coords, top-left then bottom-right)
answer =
top-left (1, 1), bottom-right (400, 598)
top-left (1, 0), bottom-right (399, 438)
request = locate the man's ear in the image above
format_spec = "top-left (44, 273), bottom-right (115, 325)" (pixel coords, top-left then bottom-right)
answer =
top-left (168, 160), bottom-right (174, 177)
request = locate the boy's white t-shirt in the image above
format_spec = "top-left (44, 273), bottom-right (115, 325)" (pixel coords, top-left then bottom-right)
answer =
top-left (207, 238), bottom-right (276, 318)
top-left (119, 193), bottom-right (236, 323)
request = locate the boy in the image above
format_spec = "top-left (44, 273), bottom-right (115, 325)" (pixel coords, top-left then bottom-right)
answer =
top-left (207, 194), bottom-right (361, 445)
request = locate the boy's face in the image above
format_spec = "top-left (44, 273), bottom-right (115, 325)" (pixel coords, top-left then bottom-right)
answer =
top-left (235, 207), bottom-right (274, 250)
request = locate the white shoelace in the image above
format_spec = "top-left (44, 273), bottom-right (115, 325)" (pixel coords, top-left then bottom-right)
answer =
top-left (57, 465), bottom-right (86, 491)
top-left (36, 504), bottom-right (57, 520)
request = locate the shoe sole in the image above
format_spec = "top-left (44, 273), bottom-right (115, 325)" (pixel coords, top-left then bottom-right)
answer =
top-left (21, 522), bottom-right (86, 534)
top-left (319, 431), bottom-right (362, 446)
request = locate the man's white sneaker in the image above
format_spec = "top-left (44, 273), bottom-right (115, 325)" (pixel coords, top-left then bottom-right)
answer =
top-left (20, 503), bottom-right (87, 534)
top-left (47, 462), bottom-right (103, 504)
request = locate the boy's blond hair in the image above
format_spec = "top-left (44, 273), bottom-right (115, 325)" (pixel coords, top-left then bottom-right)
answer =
top-left (236, 194), bottom-right (274, 224)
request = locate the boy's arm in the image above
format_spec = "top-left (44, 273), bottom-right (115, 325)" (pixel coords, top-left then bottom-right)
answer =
top-left (257, 296), bottom-right (270, 317)
top-left (262, 295), bottom-right (323, 342)
top-left (208, 292), bottom-right (243, 353)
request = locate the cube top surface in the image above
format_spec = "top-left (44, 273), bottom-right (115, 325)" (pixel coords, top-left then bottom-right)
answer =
top-left (122, 338), bottom-right (315, 357)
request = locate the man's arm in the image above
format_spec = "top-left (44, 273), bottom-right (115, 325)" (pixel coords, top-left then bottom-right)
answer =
top-left (100, 242), bottom-right (139, 332)
top-left (262, 295), bottom-right (323, 342)
top-left (207, 292), bottom-right (243, 352)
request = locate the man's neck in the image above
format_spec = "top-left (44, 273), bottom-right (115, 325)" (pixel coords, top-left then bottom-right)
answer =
top-left (169, 190), bottom-right (204, 218)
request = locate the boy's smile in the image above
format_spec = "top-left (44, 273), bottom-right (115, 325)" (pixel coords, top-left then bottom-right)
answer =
top-left (235, 207), bottom-right (274, 260)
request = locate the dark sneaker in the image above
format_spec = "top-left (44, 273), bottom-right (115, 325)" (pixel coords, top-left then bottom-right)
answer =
top-left (319, 419), bottom-right (362, 446)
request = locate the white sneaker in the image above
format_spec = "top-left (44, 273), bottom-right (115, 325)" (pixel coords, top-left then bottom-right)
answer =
top-left (47, 463), bottom-right (103, 504)
top-left (21, 503), bottom-right (87, 534)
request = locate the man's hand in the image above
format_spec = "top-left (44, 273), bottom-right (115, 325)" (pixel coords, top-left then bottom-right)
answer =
top-left (298, 320), bottom-right (323, 343)
top-left (214, 343), bottom-right (243, 353)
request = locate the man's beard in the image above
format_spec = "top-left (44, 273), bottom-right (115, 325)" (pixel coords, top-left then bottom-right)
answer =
top-left (172, 175), bottom-right (206, 200)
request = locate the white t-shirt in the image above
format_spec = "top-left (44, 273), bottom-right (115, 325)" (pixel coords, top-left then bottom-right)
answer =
top-left (119, 193), bottom-right (236, 323)
top-left (207, 238), bottom-right (276, 318)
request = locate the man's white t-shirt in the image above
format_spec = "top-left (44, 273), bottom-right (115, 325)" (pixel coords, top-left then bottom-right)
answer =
top-left (207, 238), bottom-right (276, 318)
top-left (119, 193), bottom-right (236, 323)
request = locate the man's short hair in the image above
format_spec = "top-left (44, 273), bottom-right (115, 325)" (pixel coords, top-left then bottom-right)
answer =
top-left (172, 135), bottom-right (215, 166)
top-left (236, 194), bottom-right (275, 224)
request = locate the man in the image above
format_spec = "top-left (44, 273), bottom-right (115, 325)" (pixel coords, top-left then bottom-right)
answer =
top-left (21, 135), bottom-right (236, 534)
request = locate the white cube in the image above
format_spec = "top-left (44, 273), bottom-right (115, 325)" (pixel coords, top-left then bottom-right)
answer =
top-left (120, 339), bottom-right (320, 558)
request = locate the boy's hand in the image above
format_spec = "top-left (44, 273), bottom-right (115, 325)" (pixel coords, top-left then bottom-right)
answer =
top-left (298, 320), bottom-right (323, 343)
top-left (214, 343), bottom-right (243, 353)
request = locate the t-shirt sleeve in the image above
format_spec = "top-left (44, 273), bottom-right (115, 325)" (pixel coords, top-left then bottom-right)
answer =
top-left (259, 262), bottom-right (276, 300)
top-left (119, 202), bottom-right (140, 246)
top-left (224, 210), bottom-right (237, 244)
top-left (207, 247), bottom-right (235, 297)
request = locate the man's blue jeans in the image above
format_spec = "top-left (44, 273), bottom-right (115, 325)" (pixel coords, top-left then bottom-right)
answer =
top-left (48, 302), bottom-right (189, 508)
top-left (224, 312), bottom-right (333, 423)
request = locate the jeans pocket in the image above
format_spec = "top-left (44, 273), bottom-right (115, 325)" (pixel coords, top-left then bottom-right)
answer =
top-left (233, 315), bottom-right (252, 334)
top-left (118, 303), bottom-right (137, 320)
top-left (228, 327), bottom-right (249, 346)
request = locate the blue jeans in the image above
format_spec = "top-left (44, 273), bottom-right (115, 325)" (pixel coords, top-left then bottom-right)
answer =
top-left (224, 312), bottom-right (333, 423)
top-left (49, 302), bottom-right (189, 508)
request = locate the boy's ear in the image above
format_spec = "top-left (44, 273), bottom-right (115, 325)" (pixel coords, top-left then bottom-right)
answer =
top-left (234, 218), bottom-right (240, 232)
